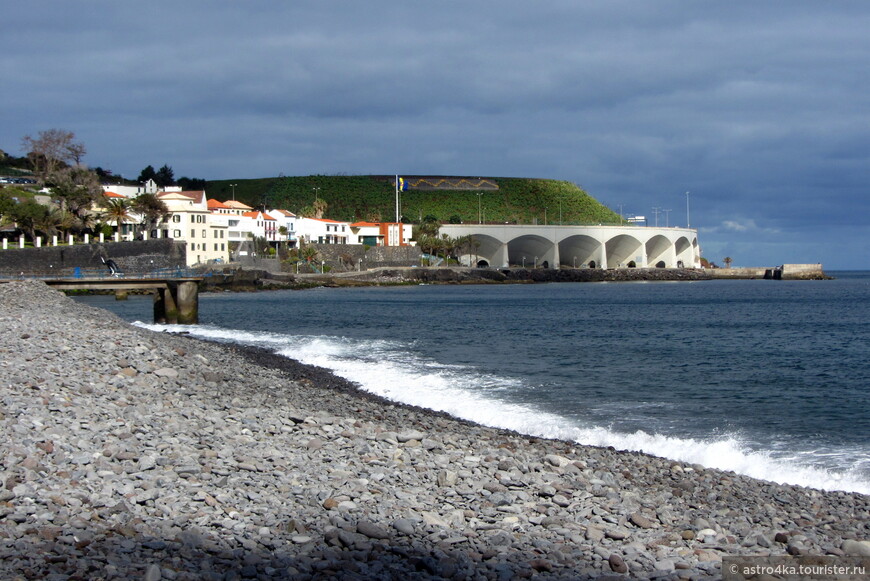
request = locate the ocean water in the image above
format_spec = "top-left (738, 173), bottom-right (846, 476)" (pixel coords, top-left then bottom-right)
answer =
top-left (76, 271), bottom-right (870, 494)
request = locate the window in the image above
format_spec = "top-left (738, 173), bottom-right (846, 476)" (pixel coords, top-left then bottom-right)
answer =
top-left (202, 229), bottom-right (206, 238)
top-left (191, 230), bottom-right (196, 238)
top-left (172, 215), bottom-right (181, 223)
top-left (173, 230), bottom-right (181, 238)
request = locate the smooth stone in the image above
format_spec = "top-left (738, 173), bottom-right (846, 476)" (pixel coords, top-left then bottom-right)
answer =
top-left (392, 519), bottom-right (416, 535)
top-left (842, 539), bottom-right (870, 557)
top-left (357, 521), bottom-right (390, 539)
top-left (609, 554), bottom-right (629, 574)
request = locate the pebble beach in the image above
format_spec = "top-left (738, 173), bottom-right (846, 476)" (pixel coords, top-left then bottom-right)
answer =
top-left (1, 280), bottom-right (868, 580)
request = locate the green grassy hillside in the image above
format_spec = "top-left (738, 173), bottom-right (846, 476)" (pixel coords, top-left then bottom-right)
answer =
top-left (206, 175), bottom-right (622, 225)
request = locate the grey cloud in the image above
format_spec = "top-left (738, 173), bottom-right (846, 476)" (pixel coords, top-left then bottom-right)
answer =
top-left (3, 1), bottom-right (869, 268)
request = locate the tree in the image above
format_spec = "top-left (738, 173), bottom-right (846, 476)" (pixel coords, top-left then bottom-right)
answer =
top-left (21, 129), bottom-right (85, 184)
top-left (137, 165), bottom-right (157, 184)
top-left (103, 198), bottom-right (131, 235)
top-left (177, 176), bottom-right (206, 190)
top-left (299, 199), bottom-right (328, 219)
top-left (8, 199), bottom-right (57, 241)
top-left (50, 166), bottom-right (103, 232)
top-left (312, 198), bottom-right (327, 219)
top-left (0, 189), bottom-right (17, 220)
top-left (413, 215), bottom-right (440, 242)
top-left (155, 164), bottom-right (175, 188)
top-left (452, 235), bottom-right (480, 264)
top-left (724, 257), bottom-right (733, 269)
top-left (131, 193), bottom-right (171, 237)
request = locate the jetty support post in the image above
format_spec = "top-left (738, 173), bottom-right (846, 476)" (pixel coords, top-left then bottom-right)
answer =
top-left (176, 281), bottom-right (199, 324)
top-left (153, 281), bottom-right (198, 324)
top-left (154, 285), bottom-right (178, 324)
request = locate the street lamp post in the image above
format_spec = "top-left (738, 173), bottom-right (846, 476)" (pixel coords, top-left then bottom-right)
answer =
top-left (573, 256), bottom-right (577, 268)
top-left (313, 187), bottom-right (321, 202)
top-left (522, 256), bottom-right (526, 268)
top-left (477, 192), bottom-right (483, 224)
top-left (686, 191), bottom-right (691, 228)
top-left (652, 207), bottom-right (660, 227)
top-left (230, 183), bottom-right (237, 201)
top-left (663, 209), bottom-right (672, 227)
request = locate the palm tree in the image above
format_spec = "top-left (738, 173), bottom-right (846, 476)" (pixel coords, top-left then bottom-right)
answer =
top-left (103, 198), bottom-right (131, 238)
top-left (299, 245), bottom-right (319, 271)
top-left (131, 193), bottom-right (170, 238)
top-left (724, 256), bottom-right (733, 269)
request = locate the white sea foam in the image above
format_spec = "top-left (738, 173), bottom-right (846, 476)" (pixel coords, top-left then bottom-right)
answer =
top-left (137, 322), bottom-right (870, 495)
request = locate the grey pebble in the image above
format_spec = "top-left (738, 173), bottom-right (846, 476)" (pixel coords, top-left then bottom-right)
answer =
top-left (0, 280), bottom-right (865, 581)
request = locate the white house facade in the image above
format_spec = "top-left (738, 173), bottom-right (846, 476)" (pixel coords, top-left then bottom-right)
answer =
top-left (296, 218), bottom-right (350, 244)
top-left (158, 191), bottom-right (229, 266)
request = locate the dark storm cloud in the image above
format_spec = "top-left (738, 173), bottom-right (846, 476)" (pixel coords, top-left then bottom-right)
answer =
top-left (3, 1), bottom-right (868, 268)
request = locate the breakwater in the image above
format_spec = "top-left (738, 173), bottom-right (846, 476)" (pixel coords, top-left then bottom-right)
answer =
top-left (1, 280), bottom-right (867, 579)
top-left (200, 266), bottom-right (714, 292)
top-left (709, 264), bottom-right (828, 280)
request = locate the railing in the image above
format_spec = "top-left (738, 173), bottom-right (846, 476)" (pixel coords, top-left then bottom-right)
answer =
top-left (0, 267), bottom-right (208, 281)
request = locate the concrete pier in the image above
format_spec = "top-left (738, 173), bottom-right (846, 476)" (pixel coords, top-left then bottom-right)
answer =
top-left (7, 277), bottom-right (204, 324)
top-left (155, 281), bottom-right (199, 324)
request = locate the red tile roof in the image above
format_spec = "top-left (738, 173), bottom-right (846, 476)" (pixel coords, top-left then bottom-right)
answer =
top-left (208, 199), bottom-right (231, 209)
top-left (242, 211), bottom-right (276, 220)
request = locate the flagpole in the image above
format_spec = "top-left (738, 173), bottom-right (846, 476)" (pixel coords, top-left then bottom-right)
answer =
top-left (395, 174), bottom-right (399, 223)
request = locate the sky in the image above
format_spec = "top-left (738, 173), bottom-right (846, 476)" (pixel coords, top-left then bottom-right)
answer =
top-left (3, 1), bottom-right (868, 269)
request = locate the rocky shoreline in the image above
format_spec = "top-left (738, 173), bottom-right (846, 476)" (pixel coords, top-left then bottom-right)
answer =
top-left (200, 266), bottom-right (714, 292)
top-left (1, 280), bottom-right (867, 580)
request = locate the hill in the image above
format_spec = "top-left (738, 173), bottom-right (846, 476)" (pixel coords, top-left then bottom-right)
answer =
top-left (206, 175), bottom-right (622, 225)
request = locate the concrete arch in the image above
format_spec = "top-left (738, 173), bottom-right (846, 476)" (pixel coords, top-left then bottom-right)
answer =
top-left (674, 236), bottom-right (694, 268)
top-left (559, 234), bottom-right (603, 268)
top-left (437, 224), bottom-right (701, 270)
top-left (646, 235), bottom-right (674, 268)
top-left (508, 235), bottom-right (555, 268)
top-left (606, 234), bottom-right (643, 268)
top-left (457, 234), bottom-right (503, 267)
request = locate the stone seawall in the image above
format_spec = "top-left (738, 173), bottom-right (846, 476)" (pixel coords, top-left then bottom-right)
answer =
top-left (0, 239), bottom-right (187, 276)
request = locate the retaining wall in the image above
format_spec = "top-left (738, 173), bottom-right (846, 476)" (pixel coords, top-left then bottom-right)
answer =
top-left (0, 239), bottom-right (187, 276)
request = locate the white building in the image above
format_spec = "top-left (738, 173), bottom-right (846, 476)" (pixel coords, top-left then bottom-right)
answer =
top-left (158, 191), bottom-right (229, 266)
top-left (349, 222), bottom-right (412, 246)
top-left (101, 179), bottom-right (181, 198)
top-left (241, 210), bottom-right (278, 242)
top-left (296, 217), bottom-right (350, 244)
top-left (266, 209), bottom-right (299, 247)
top-left (208, 199), bottom-right (254, 244)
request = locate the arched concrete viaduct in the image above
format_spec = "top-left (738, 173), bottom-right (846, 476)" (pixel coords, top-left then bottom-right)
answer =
top-left (439, 224), bottom-right (700, 269)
